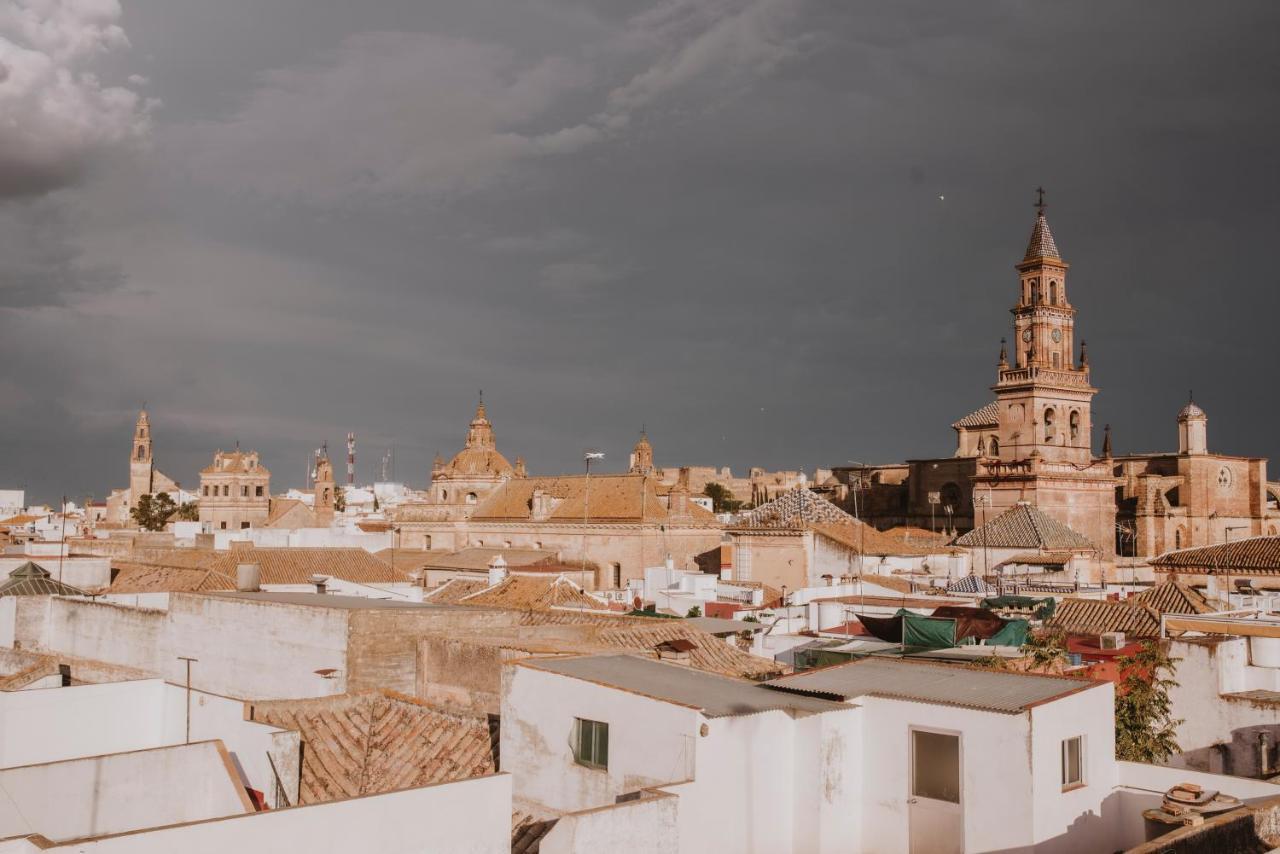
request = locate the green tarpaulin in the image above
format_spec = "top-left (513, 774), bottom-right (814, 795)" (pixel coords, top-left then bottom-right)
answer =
top-left (980, 595), bottom-right (1056, 620)
top-left (901, 614), bottom-right (957, 649)
top-left (983, 618), bottom-right (1030, 648)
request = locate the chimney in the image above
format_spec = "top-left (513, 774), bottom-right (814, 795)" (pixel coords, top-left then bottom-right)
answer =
top-left (236, 563), bottom-right (261, 592)
top-left (488, 554), bottom-right (508, 587)
top-left (309, 574), bottom-right (329, 594)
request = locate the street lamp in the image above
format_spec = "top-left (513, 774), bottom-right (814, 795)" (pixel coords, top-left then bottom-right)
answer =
top-left (973, 486), bottom-right (993, 591)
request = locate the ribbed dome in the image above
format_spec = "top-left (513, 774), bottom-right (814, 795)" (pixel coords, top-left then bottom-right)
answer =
top-left (1178, 400), bottom-right (1207, 421)
top-left (444, 446), bottom-right (514, 477)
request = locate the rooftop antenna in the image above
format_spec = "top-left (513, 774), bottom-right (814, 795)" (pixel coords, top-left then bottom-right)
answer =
top-left (346, 432), bottom-right (356, 486)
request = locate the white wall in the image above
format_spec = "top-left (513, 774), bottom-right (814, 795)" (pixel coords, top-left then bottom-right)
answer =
top-left (0, 679), bottom-right (297, 807)
top-left (17, 594), bottom-right (350, 699)
top-left (1027, 682), bottom-right (1118, 853)
top-left (541, 791), bottom-right (679, 854)
top-left (0, 741), bottom-right (251, 842)
top-left (501, 664), bottom-right (701, 813)
top-left (0, 557), bottom-right (110, 590)
top-left (26, 772), bottom-right (511, 853)
top-left (210, 528), bottom-right (392, 551)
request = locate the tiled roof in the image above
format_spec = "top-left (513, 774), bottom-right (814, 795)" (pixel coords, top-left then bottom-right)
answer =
top-left (947, 574), bottom-right (995, 594)
top-left (0, 562), bottom-right (85, 596)
top-left (1023, 211), bottom-right (1060, 261)
top-left (265, 498), bottom-right (314, 528)
top-left (108, 564), bottom-right (237, 593)
top-left (1050, 598), bottom-right (1161, 638)
top-left (208, 547), bottom-right (408, 585)
top-left (115, 548), bottom-right (221, 570)
top-left (373, 548), bottom-right (440, 575)
top-left (512, 811), bottom-right (558, 854)
top-left (470, 474), bottom-right (716, 525)
top-left (411, 547), bottom-right (560, 572)
top-left (423, 578), bottom-right (488, 604)
top-left (200, 449), bottom-right (269, 476)
top-left (737, 486), bottom-right (852, 528)
top-left (1151, 537), bottom-right (1280, 575)
top-left (951, 401), bottom-right (999, 429)
top-left (459, 575), bottom-right (612, 612)
top-left (954, 503), bottom-right (1097, 551)
top-left (1131, 580), bottom-right (1223, 615)
top-left (811, 520), bottom-right (941, 557)
top-left (515, 611), bottom-right (784, 679)
top-left (249, 691), bottom-right (496, 805)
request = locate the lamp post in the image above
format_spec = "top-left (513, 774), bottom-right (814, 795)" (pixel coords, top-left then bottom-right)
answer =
top-left (973, 487), bottom-right (992, 592)
top-left (177, 657), bottom-right (198, 744)
top-left (581, 450), bottom-right (604, 599)
top-left (846, 461), bottom-right (869, 585)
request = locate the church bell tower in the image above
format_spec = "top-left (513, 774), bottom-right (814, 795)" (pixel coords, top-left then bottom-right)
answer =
top-left (129, 409), bottom-right (154, 504)
top-left (992, 190), bottom-right (1096, 466)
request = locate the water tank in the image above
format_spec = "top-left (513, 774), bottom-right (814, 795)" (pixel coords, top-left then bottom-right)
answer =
top-left (236, 563), bottom-right (261, 592)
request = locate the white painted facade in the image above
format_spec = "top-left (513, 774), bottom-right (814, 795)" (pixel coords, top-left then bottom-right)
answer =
top-left (503, 655), bottom-right (1280, 853)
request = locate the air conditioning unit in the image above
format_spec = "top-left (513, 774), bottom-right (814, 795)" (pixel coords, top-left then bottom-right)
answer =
top-left (1100, 632), bottom-right (1126, 651)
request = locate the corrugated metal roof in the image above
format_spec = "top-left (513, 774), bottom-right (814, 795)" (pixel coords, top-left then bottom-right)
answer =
top-left (764, 657), bottom-right (1098, 714)
top-left (524, 654), bottom-right (847, 718)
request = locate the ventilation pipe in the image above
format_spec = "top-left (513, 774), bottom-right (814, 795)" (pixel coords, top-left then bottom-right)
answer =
top-left (1260, 731), bottom-right (1272, 778)
top-left (236, 563), bottom-right (261, 592)
top-left (488, 554), bottom-right (508, 587)
top-left (309, 574), bottom-right (329, 595)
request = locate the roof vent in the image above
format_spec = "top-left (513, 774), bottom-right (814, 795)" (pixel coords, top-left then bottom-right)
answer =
top-left (309, 574), bottom-right (330, 594)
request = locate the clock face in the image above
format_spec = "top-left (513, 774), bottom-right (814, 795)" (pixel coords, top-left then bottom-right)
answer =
top-left (1022, 329), bottom-right (1033, 343)
top-left (1051, 328), bottom-right (1062, 343)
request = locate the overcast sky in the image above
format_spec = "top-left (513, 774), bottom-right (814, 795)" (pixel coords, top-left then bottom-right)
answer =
top-left (3, 0), bottom-right (1278, 504)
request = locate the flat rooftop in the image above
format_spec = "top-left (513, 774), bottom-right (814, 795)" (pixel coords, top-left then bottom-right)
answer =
top-left (681, 616), bottom-right (765, 635)
top-left (207, 591), bottom-right (474, 610)
top-left (765, 657), bottom-right (1100, 714)
top-left (521, 654), bottom-right (848, 719)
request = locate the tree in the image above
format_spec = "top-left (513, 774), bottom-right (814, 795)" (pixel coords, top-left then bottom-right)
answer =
top-left (1020, 629), bottom-right (1068, 673)
top-left (334, 486), bottom-right (346, 512)
top-left (703, 482), bottom-right (742, 513)
top-left (176, 502), bottom-right (200, 522)
top-left (1114, 641), bottom-right (1183, 763)
top-left (686, 605), bottom-right (702, 618)
top-left (131, 492), bottom-right (177, 531)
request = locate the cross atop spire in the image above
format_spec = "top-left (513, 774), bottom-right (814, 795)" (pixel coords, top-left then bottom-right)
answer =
top-left (1022, 188), bottom-right (1060, 262)
top-left (1034, 186), bottom-right (1046, 215)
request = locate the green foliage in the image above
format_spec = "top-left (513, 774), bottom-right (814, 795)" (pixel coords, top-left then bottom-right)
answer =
top-left (1020, 629), bottom-right (1068, 673)
top-left (686, 606), bottom-right (702, 618)
top-left (972, 655), bottom-right (1010, 671)
top-left (176, 502), bottom-right (200, 522)
top-left (1115, 641), bottom-right (1183, 763)
top-left (130, 492), bottom-right (177, 531)
top-left (702, 482), bottom-right (743, 513)
top-left (625, 606), bottom-right (679, 619)
top-left (741, 614), bottom-right (759, 623)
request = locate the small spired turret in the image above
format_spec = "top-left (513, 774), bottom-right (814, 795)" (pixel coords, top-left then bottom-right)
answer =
top-left (629, 428), bottom-right (654, 475)
top-left (1177, 393), bottom-right (1208, 455)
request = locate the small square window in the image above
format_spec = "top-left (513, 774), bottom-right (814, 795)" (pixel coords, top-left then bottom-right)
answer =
top-left (572, 718), bottom-right (608, 770)
top-left (242, 486), bottom-right (249, 497)
top-left (1062, 736), bottom-right (1084, 789)
top-left (256, 486), bottom-right (264, 497)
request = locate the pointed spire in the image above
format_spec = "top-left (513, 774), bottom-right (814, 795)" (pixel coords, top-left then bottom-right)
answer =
top-left (998, 337), bottom-right (1008, 368)
top-left (1102, 424), bottom-right (1112, 458)
top-left (1023, 187), bottom-right (1060, 261)
top-left (475, 389), bottom-right (487, 421)
top-left (1079, 339), bottom-right (1088, 367)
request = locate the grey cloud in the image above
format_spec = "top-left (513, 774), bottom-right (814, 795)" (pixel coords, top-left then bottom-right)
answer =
top-left (0, 198), bottom-right (124, 307)
top-left (0, 0), bottom-right (152, 198)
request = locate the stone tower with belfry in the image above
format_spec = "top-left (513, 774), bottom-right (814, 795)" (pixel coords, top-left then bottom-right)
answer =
top-left (974, 190), bottom-right (1117, 558)
top-left (129, 409), bottom-right (155, 504)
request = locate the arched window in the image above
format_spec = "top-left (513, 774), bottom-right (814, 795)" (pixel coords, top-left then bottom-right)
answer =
top-left (1050, 281), bottom-right (1058, 304)
top-left (466, 492), bottom-right (478, 504)
top-left (1031, 280), bottom-right (1041, 304)
top-left (1175, 528), bottom-right (1186, 549)
top-left (441, 490), bottom-right (448, 502)
top-left (1069, 411), bottom-right (1081, 440)
top-left (988, 436), bottom-right (999, 455)
top-left (423, 535), bottom-right (432, 549)
top-left (136, 445), bottom-right (146, 460)
top-left (1044, 407), bottom-right (1056, 442)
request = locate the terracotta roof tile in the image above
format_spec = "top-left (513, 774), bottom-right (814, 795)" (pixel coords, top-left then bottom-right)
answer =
top-left (1023, 210), bottom-right (1060, 261)
top-left (108, 564), bottom-right (237, 593)
top-left (423, 578), bottom-right (489, 604)
top-left (1131, 580), bottom-right (1224, 615)
top-left (951, 401), bottom-right (999, 429)
top-left (459, 575), bottom-right (611, 612)
top-left (208, 547), bottom-right (408, 585)
top-left (1151, 536), bottom-right (1280, 575)
top-left (1050, 598), bottom-right (1161, 638)
top-left (954, 503), bottom-right (1097, 551)
top-left (251, 691), bottom-right (496, 804)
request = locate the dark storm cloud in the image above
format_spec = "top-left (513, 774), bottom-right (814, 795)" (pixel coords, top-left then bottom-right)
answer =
top-left (2, 0), bottom-right (1279, 504)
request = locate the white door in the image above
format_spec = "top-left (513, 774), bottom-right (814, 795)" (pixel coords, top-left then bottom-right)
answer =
top-left (909, 728), bottom-right (963, 854)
